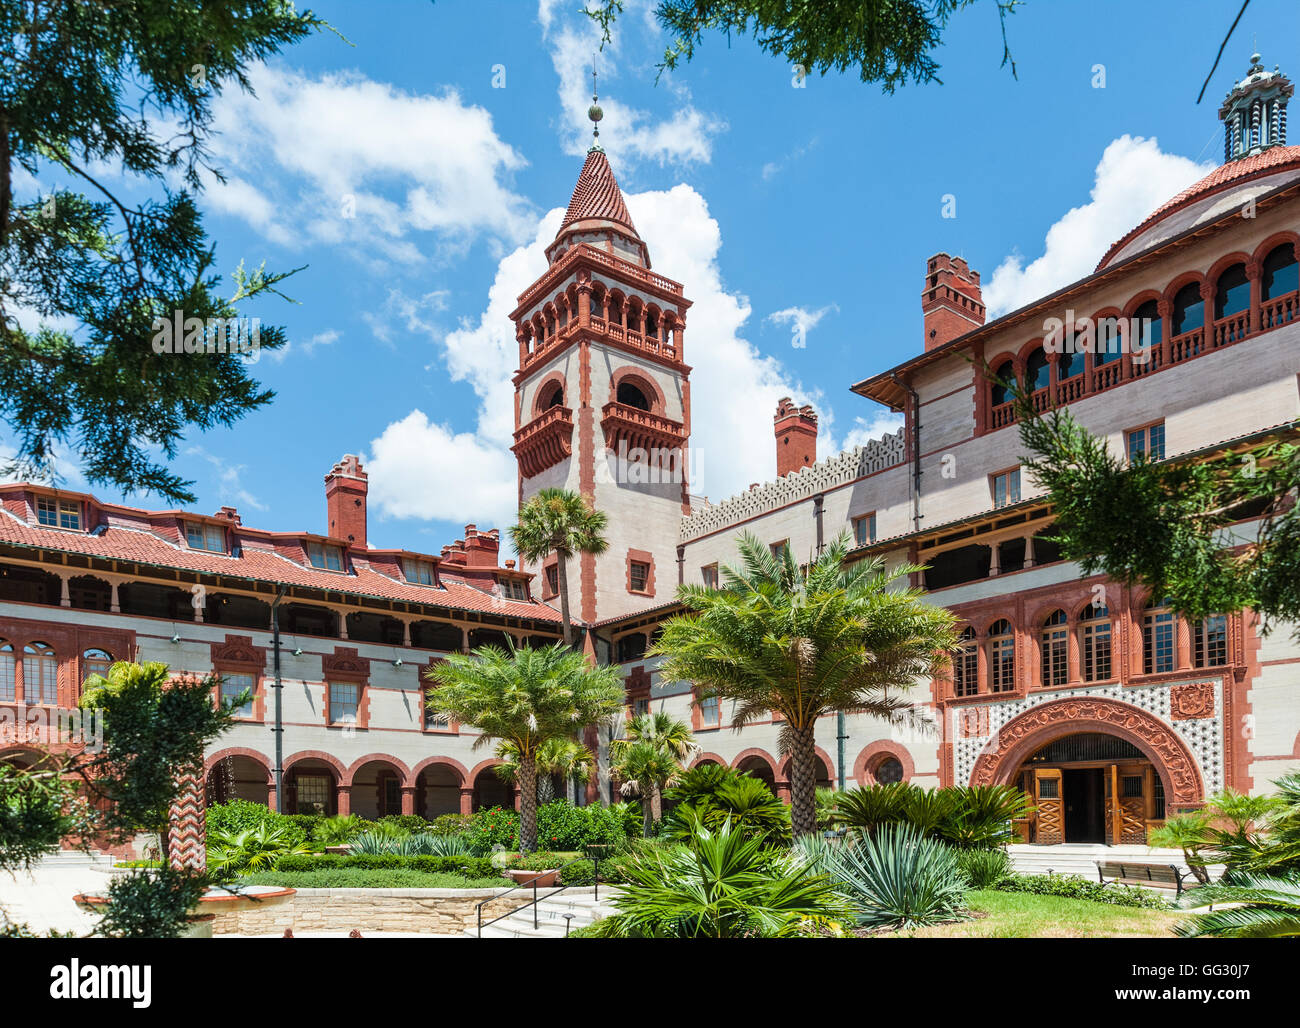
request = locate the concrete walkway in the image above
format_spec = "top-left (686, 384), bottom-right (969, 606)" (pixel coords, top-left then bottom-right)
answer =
top-left (0, 854), bottom-right (114, 936)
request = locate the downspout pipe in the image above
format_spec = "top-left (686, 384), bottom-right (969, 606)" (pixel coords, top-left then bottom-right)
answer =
top-left (891, 372), bottom-right (922, 533)
top-left (270, 584), bottom-right (287, 813)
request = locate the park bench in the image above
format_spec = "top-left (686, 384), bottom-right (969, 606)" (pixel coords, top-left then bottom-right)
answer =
top-left (1095, 860), bottom-right (1200, 897)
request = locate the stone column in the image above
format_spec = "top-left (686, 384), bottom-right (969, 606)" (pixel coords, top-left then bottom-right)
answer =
top-left (1246, 258), bottom-right (1262, 332)
top-left (166, 769), bottom-right (207, 872)
top-left (336, 784), bottom-right (351, 817)
top-left (459, 787), bottom-right (474, 816)
top-left (109, 580), bottom-right (121, 613)
top-left (58, 573), bottom-right (71, 608)
top-left (400, 785), bottom-right (415, 816)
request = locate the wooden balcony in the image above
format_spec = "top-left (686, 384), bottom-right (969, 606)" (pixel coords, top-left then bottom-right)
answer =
top-left (511, 406), bottom-right (574, 477)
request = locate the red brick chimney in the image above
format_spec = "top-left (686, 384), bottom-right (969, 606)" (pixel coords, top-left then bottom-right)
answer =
top-left (325, 454), bottom-right (368, 549)
top-left (774, 397), bottom-right (818, 477)
top-left (462, 525), bottom-right (501, 567)
top-left (922, 253), bottom-right (985, 351)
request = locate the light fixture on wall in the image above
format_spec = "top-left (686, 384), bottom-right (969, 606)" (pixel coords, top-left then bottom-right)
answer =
top-left (170, 632), bottom-right (180, 644)
top-left (392, 658), bottom-right (404, 668)
top-left (291, 647), bottom-right (302, 657)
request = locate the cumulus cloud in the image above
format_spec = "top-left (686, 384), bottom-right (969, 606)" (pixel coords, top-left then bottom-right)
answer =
top-left (207, 65), bottom-right (533, 266)
top-left (841, 411), bottom-right (906, 450)
top-left (182, 445), bottom-right (267, 512)
top-left (983, 136), bottom-right (1211, 317)
top-left (540, 1), bottom-right (726, 165)
top-left (766, 303), bottom-right (839, 349)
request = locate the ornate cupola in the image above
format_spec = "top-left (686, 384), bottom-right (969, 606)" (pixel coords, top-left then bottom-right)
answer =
top-left (1220, 52), bottom-right (1293, 161)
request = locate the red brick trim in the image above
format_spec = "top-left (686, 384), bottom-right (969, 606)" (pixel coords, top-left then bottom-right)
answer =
top-left (204, 747), bottom-right (273, 783)
top-left (606, 364), bottom-right (667, 416)
top-left (853, 741), bottom-right (915, 785)
top-left (625, 548), bottom-right (655, 597)
top-left (344, 753), bottom-right (412, 789)
top-left (689, 751), bottom-right (728, 768)
top-left (410, 755), bottom-right (469, 790)
top-left (530, 371), bottom-right (569, 419)
top-left (210, 633), bottom-right (267, 723)
top-left (0, 612), bottom-right (133, 708)
top-left (968, 696), bottom-right (1204, 808)
top-left (283, 749), bottom-right (347, 780)
top-left (730, 747), bottom-right (779, 775)
top-left (322, 646), bottom-right (370, 729)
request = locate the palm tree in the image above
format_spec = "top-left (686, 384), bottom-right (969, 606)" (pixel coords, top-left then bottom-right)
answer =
top-left (510, 488), bottom-right (609, 646)
top-left (1176, 874), bottom-right (1300, 937)
top-left (653, 531), bottom-right (958, 838)
top-left (425, 643), bottom-right (623, 852)
top-left (494, 736), bottom-right (595, 805)
top-left (609, 712), bottom-right (698, 835)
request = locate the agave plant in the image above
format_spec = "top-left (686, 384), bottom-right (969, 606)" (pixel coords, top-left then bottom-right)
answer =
top-left (206, 823), bottom-right (313, 875)
top-left (814, 825), bottom-right (966, 930)
top-left (1175, 873), bottom-right (1300, 938)
top-left (591, 821), bottom-right (849, 938)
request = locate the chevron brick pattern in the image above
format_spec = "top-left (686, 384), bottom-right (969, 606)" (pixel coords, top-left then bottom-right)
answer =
top-left (167, 770), bottom-right (207, 871)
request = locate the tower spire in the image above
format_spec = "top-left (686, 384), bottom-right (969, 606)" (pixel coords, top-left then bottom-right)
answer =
top-left (1219, 52), bottom-right (1292, 161)
top-left (588, 58), bottom-right (604, 152)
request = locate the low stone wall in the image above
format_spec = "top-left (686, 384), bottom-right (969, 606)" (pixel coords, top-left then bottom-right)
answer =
top-left (211, 887), bottom-right (517, 936)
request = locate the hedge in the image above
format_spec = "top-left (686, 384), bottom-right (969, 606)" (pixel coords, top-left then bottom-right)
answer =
top-left (239, 869), bottom-right (506, 889)
top-left (274, 853), bottom-right (501, 880)
top-left (993, 873), bottom-right (1171, 909)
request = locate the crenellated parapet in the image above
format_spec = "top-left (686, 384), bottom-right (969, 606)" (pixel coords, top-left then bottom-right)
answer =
top-left (678, 428), bottom-right (906, 541)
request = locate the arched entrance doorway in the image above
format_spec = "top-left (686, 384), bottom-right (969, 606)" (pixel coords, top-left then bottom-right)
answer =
top-left (969, 696), bottom-right (1205, 846)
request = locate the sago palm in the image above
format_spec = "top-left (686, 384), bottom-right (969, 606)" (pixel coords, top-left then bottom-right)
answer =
top-left (510, 488), bottom-right (609, 646)
top-left (425, 643), bottom-right (623, 852)
top-left (653, 530), bottom-right (957, 836)
top-left (1176, 874), bottom-right (1300, 938)
top-left (495, 736), bottom-right (595, 805)
top-left (609, 712), bottom-right (698, 835)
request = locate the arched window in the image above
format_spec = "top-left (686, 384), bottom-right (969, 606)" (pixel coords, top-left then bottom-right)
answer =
top-left (1214, 263), bottom-right (1250, 319)
top-left (1095, 317), bottom-right (1122, 365)
top-left (540, 383), bottom-right (564, 411)
top-left (1057, 338), bottom-right (1083, 380)
top-left (1079, 604), bottom-right (1111, 682)
top-left (1193, 615), bottom-right (1227, 668)
top-left (1024, 347), bottom-right (1050, 392)
top-left (1040, 610), bottom-right (1068, 687)
top-left (0, 641), bottom-right (14, 702)
top-left (83, 648), bottom-right (113, 681)
top-left (23, 641), bottom-right (58, 705)
top-left (988, 619), bottom-right (1015, 693)
top-left (1142, 596), bottom-right (1176, 675)
top-left (990, 360), bottom-right (1015, 406)
top-left (1131, 299), bottom-right (1163, 354)
top-left (616, 381), bottom-right (651, 411)
top-left (873, 757), bottom-right (904, 784)
top-left (645, 310), bottom-right (659, 339)
top-left (953, 627), bottom-right (978, 697)
top-left (1262, 243), bottom-right (1299, 300)
top-left (1171, 282), bottom-right (1204, 336)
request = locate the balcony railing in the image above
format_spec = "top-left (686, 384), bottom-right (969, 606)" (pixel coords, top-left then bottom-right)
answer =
top-left (511, 406), bottom-right (575, 477)
top-left (600, 401), bottom-right (687, 458)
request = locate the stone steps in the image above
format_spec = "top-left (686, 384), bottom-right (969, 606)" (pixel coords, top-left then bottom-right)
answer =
top-left (466, 888), bottom-right (619, 938)
top-left (1007, 843), bottom-right (1221, 882)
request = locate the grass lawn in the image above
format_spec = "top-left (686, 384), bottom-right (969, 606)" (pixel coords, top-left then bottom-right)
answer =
top-left (884, 889), bottom-right (1184, 938)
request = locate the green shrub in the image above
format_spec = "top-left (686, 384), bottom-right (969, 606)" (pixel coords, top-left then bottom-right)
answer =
top-left (956, 847), bottom-right (1012, 888)
top-left (559, 859), bottom-right (596, 886)
top-left (464, 801), bottom-right (639, 853)
top-left (206, 800), bottom-right (297, 841)
top-left (239, 869), bottom-right (506, 889)
top-left (378, 814), bottom-right (432, 833)
top-left (273, 853), bottom-right (500, 879)
top-left (994, 873), bottom-right (1169, 909)
top-left (818, 825), bottom-right (967, 930)
top-left (504, 850), bottom-right (572, 871)
top-left (831, 783), bottom-right (1031, 850)
top-left (429, 813), bottom-right (472, 836)
top-left (465, 806), bottom-right (520, 851)
top-left (662, 767), bottom-right (790, 846)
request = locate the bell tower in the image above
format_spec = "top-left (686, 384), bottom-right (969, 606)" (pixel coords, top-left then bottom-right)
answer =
top-left (1220, 52), bottom-right (1292, 161)
top-left (510, 86), bottom-right (692, 625)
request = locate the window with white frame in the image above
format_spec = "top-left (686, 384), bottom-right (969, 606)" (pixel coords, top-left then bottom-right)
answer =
top-left (23, 641), bottom-right (58, 705)
top-left (1193, 615), bottom-right (1228, 668)
top-left (697, 693), bottom-right (720, 728)
top-left (185, 521), bottom-right (227, 553)
top-left (989, 620), bottom-right (1016, 692)
top-left (328, 681), bottom-right (360, 724)
top-left (402, 558), bottom-right (436, 585)
top-left (991, 469), bottom-right (1021, 509)
top-left (307, 541), bottom-right (344, 572)
top-left (220, 671), bottom-right (256, 718)
top-left (1126, 422), bottom-right (1166, 462)
top-left (1080, 604), bottom-right (1112, 682)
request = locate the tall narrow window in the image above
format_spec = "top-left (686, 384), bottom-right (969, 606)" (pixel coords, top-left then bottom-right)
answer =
top-left (989, 619), bottom-right (1016, 693)
top-left (1095, 317), bottom-right (1122, 365)
top-left (0, 642), bottom-right (14, 702)
top-left (328, 681), bottom-right (360, 725)
top-left (221, 671), bottom-right (256, 718)
top-left (1143, 597), bottom-right (1176, 674)
top-left (701, 564), bottom-right (719, 589)
top-left (82, 647), bottom-right (113, 682)
top-left (23, 642), bottom-right (58, 705)
top-left (989, 360), bottom-right (1015, 406)
top-left (628, 560), bottom-right (650, 594)
top-left (953, 627), bottom-right (979, 697)
top-left (1080, 604), bottom-right (1112, 682)
top-left (1025, 348), bottom-right (1050, 392)
top-left (1040, 610), bottom-right (1068, 687)
top-left (697, 693), bottom-right (720, 728)
top-left (1131, 299), bottom-right (1163, 355)
top-left (545, 564), bottom-right (559, 595)
top-left (1214, 263), bottom-right (1250, 319)
top-left (992, 469), bottom-right (1021, 509)
top-left (853, 513), bottom-right (877, 546)
top-left (1262, 243), bottom-right (1298, 299)
top-left (1172, 282), bottom-right (1204, 336)
top-left (1126, 422), bottom-right (1166, 462)
top-left (1193, 615), bottom-right (1228, 668)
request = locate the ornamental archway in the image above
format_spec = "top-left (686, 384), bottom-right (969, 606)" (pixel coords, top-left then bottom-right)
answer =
top-left (968, 697), bottom-right (1205, 845)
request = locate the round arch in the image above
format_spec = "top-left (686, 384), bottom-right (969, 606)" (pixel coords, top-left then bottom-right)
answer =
top-left (968, 696), bottom-right (1205, 807)
top-left (608, 365), bottom-right (666, 415)
top-left (410, 755), bottom-right (468, 790)
top-left (344, 752), bottom-right (412, 788)
top-left (283, 749), bottom-right (347, 781)
top-left (854, 741), bottom-right (915, 786)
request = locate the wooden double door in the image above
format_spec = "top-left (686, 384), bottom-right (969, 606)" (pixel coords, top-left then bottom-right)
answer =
top-left (1023, 762), bottom-right (1152, 845)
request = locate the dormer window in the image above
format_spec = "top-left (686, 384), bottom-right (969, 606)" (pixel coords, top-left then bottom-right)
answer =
top-left (307, 541), bottom-right (344, 572)
top-left (402, 558), bottom-right (436, 586)
top-left (36, 496), bottom-right (81, 531)
top-left (185, 521), bottom-right (227, 553)
top-left (498, 577), bottom-right (529, 601)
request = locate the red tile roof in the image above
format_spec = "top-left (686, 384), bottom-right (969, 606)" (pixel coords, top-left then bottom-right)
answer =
top-left (1097, 146), bottom-right (1300, 270)
top-left (560, 148), bottom-right (639, 237)
top-left (0, 487), bottom-right (561, 623)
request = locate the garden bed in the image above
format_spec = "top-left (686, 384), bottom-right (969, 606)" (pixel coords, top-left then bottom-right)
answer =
top-left (878, 889), bottom-right (1184, 938)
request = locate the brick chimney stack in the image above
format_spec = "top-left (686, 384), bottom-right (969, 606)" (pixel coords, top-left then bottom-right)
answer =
top-left (325, 454), bottom-right (368, 549)
top-left (774, 397), bottom-right (818, 477)
top-left (922, 253), bottom-right (985, 351)
top-left (462, 525), bottom-right (501, 567)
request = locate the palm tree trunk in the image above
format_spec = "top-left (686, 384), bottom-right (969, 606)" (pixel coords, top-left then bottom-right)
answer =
top-left (649, 783), bottom-right (663, 826)
top-left (555, 548), bottom-right (573, 647)
top-left (641, 787), bottom-right (653, 838)
top-left (787, 720), bottom-right (819, 838)
top-left (537, 774), bottom-right (554, 806)
top-left (519, 751), bottom-right (539, 853)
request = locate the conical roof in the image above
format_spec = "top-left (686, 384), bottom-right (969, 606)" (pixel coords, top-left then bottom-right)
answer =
top-left (559, 147), bottom-right (639, 237)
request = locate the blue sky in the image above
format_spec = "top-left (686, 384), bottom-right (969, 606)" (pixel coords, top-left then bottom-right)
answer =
top-left (11, 0), bottom-right (1300, 555)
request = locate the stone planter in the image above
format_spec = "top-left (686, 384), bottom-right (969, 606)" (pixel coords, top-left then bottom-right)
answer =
top-left (74, 885), bottom-right (296, 936)
top-left (505, 868), bottom-right (560, 888)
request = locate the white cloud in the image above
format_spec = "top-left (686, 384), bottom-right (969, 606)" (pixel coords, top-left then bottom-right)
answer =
top-left (984, 136), bottom-right (1211, 317)
top-left (540, 2), bottom-right (726, 165)
top-left (207, 65), bottom-right (533, 265)
top-left (766, 303), bottom-right (838, 348)
top-left (272, 329), bottom-right (340, 363)
top-left (183, 446), bottom-right (267, 512)
top-left (840, 412), bottom-right (906, 450)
